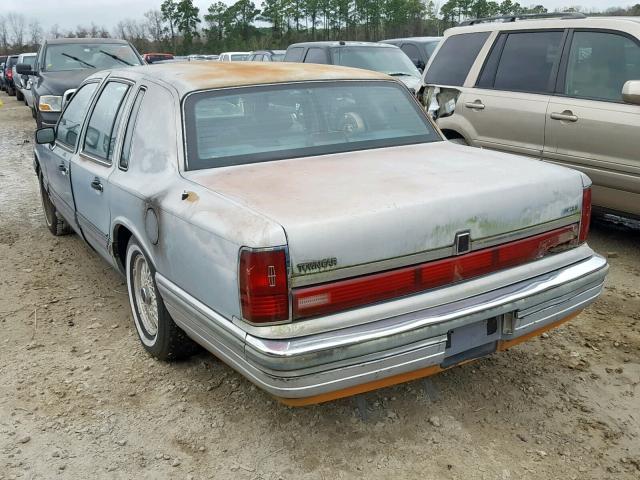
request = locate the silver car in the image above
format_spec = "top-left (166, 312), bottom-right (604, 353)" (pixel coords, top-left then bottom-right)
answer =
top-left (34, 62), bottom-right (607, 405)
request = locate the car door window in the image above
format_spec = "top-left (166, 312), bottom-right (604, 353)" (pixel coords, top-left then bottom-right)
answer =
top-left (304, 48), bottom-right (328, 64)
top-left (564, 31), bottom-right (640, 102)
top-left (493, 31), bottom-right (564, 94)
top-left (284, 47), bottom-right (305, 62)
top-left (83, 82), bottom-right (130, 163)
top-left (56, 83), bottom-right (98, 149)
top-left (119, 88), bottom-right (146, 170)
top-left (401, 44), bottom-right (421, 65)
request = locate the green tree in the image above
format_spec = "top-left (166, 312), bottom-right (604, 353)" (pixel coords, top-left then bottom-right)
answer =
top-left (204, 1), bottom-right (228, 43)
top-left (176, 0), bottom-right (201, 53)
top-left (160, 0), bottom-right (179, 52)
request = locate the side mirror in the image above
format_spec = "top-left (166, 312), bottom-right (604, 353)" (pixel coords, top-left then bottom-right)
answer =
top-left (16, 63), bottom-right (37, 76)
top-left (622, 80), bottom-right (640, 105)
top-left (35, 128), bottom-right (55, 145)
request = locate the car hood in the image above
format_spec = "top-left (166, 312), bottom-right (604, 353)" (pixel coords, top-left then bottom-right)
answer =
top-left (37, 69), bottom-right (98, 95)
top-left (394, 75), bottom-right (422, 92)
top-left (185, 142), bottom-right (586, 279)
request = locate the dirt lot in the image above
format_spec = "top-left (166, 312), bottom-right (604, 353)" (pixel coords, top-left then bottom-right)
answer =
top-left (0, 91), bottom-right (638, 480)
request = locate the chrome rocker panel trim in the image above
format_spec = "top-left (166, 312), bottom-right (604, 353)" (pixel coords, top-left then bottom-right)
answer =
top-left (156, 254), bottom-right (607, 399)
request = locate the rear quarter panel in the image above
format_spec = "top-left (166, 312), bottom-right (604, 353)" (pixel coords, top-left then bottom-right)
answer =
top-left (108, 82), bottom-right (286, 322)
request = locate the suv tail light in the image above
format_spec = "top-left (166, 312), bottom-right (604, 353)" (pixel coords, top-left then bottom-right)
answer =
top-left (239, 248), bottom-right (289, 324)
top-left (579, 187), bottom-right (592, 243)
top-left (6, 68), bottom-right (12, 80)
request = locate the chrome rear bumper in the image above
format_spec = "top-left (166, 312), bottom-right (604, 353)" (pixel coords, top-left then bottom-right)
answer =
top-left (157, 252), bottom-right (607, 402)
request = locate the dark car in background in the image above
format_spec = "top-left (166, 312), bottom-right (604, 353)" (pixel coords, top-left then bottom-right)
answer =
top-left (17, 38), bottom-right (143, 127)
top-left (248, 50), bottom-right (286, 62)
top-left (380, 36), bottom-right (442, 72)
top-left (0, 55), bottom-right (7, 90)
top-left (143, 52), bottom-right (174, 64)
top-left (284, 41), bottom-right (423, 94)
top-left (4, 55), bottom-right (19, 96)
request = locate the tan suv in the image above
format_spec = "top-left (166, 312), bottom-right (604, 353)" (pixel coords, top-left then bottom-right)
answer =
top-left (422, 13), bottom-right (640, 219)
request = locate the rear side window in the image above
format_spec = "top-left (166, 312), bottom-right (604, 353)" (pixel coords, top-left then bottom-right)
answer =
top-left (425, 32), bottom-right (490, 86)
top-left (119, 88), bottom-right (146, 170)
top-left (284, 47), bottom-right (304, 62)
top-left (305, 48), bottom-right (328, 64)
top-left (83, 82), bottom-right (130, 162)
top-left (493, 31), bottom-right (563, 94)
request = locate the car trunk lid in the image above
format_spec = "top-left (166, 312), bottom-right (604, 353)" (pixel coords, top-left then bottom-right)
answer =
top-left (185, 142), bottom-right (584, 281)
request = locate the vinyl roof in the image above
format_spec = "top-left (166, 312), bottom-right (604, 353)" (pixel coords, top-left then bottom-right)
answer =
top-left (107, 61), bottom-right (391, 95)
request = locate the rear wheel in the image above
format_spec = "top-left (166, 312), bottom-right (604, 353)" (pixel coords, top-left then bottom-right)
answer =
top-left (7, 85), bottom-right (15, 96)
top-left (39, 174), bottom-right (72, 236)
top-left (125, 238), bottom-right (197, 361)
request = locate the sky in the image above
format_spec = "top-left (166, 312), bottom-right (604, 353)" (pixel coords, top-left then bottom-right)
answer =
top-left (3, 0), bottom-right (638, 32)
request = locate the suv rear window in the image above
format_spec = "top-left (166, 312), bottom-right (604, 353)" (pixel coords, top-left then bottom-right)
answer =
top-left (184, 81), bottom-right (440, 170)
top-left (425, 32), bottom-right (489, 86)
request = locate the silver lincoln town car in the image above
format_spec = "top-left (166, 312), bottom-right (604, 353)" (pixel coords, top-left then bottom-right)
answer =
top-left (33, 62), bottom-right (608, 406)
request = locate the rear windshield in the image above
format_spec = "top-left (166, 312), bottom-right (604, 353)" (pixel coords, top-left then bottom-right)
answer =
top-left (231, 54), bottom-right (249, 61)
top-left (44, 43), bottom-right (142, 72)
top-left (184, 81), bottom-right (439, 170)
top-left (332, 47), bottom-right (421, 78)
top-left (22, 56), bottom-right (36, 67)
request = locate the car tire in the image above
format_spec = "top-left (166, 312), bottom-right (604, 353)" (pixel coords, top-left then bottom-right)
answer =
top-left (31, 106), bottom-right (36, 119)
top-left (125, 237), bottom-right (198, 361)
top-left (7, 85), bottom-right (15, 96)
top-left (39, 174), bottom-right (72, 236)
top-left (16, 89), bottom-right (23, 101)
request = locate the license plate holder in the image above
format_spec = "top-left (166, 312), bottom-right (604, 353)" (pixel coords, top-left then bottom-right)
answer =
top-left (441, 317), bottom-right (501, 368)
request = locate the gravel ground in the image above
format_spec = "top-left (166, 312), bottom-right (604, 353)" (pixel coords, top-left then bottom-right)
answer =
top-left (0, 90), bottom-right (639, 480)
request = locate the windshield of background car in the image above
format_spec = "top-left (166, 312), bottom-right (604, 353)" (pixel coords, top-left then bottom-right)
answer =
top-left (231, 54), bottom-right (249, 61)
top-left (424, 41), bottom-right (440, 58)
top-left (184, 81), bottom-right (440, 170)
top-left (332, 47), bottom-right (421, 77)
top-left (44, 43), bottom-right (142, 71)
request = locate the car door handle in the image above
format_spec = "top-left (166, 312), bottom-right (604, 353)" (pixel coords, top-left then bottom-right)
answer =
top-left (465, 101), bottom-right (485, 110)
top-left (550, 111), bottom-right (578, 122)
top-left (58, 163), bottom-right (68, 176)
top-left (90, 178), bottom-right (103, 193)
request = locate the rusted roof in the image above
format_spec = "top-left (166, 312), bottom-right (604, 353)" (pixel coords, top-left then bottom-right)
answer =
top-left (133, 61), bottom-right (391, 94)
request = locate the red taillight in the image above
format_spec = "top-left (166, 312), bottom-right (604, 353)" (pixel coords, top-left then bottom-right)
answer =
top-left (293, 225), bottom-right (578, 320)
top-left (239, 249), bottom-right (289, 324)
top-left (6, 69), bottom-right (12, 80)
top-left (579, 187), bottom-right (592, 243)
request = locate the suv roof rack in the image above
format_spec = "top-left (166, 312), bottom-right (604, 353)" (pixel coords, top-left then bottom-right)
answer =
top-left (459, 12), bottom-right (586, 26)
